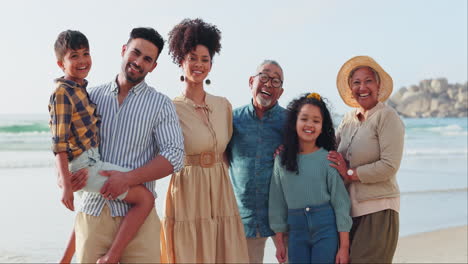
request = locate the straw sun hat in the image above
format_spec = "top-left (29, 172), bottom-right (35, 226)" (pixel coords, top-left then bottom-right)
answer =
top-left (336, 56), bottom-right (393, 108)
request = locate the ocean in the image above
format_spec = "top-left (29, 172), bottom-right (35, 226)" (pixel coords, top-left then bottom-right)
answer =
top-left (0, 113), bottom-right (467, 262)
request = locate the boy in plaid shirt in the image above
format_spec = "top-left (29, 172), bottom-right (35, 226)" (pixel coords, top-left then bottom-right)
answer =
top-left (49, 30), bottom-right (154, 263)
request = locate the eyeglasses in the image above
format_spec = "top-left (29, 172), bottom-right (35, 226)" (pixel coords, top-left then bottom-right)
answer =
top-left (254, 73), bottom-right (283, 88)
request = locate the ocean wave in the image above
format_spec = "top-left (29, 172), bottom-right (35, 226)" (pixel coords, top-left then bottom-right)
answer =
top-left (427, 124), bottom-right (468, 136)
top-left (441, 131), bottom-right (468, 136)
top-left (427, 124), bottom-right (463, 131)
top-left (0, 131), bottom-right (51, 149)
top-left (407, 124), bottom-right (467, 136)
top-left (404, 148), bottom-right (467, 156)
top-left (0, 131), bottom-right (50, 136)
top-left (0, 131), bottom-right (50, 140)
top-left (0, 122), bottom-right (49, 134)
top-left (401, 187), bottom-right (468, 195)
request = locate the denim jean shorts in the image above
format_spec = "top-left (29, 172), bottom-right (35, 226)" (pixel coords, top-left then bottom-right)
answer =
top-left (69, 147), bottom-right (129, 200)
top-left (287, 203), bottom-right (338, 263)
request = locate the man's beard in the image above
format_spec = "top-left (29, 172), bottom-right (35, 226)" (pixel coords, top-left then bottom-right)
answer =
top-left (256, 94), bottom-right (272, 108)
top-left (124, 62), bottom-right (146, 84)
top-left (124, 71), bottom-right (145, 84)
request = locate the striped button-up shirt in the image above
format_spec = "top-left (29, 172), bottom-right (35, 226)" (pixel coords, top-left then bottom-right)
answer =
top-left (48, 78), bottom-right (100, 161)
top-left (80, 78), bottom-right (185, 217)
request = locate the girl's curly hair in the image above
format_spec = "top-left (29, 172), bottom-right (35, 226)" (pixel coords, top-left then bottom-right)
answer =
top-left (168, 18), bottom-right (221, 66)
top-left (281, 93), bottom-right (337, 173)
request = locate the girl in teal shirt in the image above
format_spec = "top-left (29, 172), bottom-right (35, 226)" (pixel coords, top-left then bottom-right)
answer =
top-left (269, 93), bottom-right (352, 264)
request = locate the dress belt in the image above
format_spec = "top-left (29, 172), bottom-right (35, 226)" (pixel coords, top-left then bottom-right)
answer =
top-left (184, 151), bottom-right (223, 168)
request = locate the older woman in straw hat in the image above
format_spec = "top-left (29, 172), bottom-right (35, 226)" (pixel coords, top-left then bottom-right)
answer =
top-left (327, 56), bottom-right (405, 263)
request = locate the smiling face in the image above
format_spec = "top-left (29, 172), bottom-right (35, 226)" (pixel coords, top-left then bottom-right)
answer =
top-left (181, 44), bottom-right (211, 84)
top-left (349, 67), bottom-right (380, 110)
top-left (121, 38), bottom-right (159, 84)
top-left (58, 47), bottom-right (92, 85)
top-left (250, 63), bottom-right (284, 111)
top-left (296, 104), bottom-right (323, 149)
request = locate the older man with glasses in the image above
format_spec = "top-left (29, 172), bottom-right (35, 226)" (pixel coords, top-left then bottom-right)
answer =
top-left (227, 60), bottom-right (287, 263)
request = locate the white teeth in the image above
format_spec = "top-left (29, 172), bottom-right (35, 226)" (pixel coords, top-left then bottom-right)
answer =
top-left (304, 130), bottom-right (313, 133)
top-left (130, 64), bottom-right (140, 72)
top-left (78, 66), bottom-right (87, 70)
top-left (193, 71), bottom-right (203, 74)
top-left (261, 91), bottom-right (271, 96)
top-left (359, 93), bottom-right (370, 97)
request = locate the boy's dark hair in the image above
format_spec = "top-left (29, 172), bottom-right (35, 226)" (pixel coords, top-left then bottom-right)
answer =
top-left (168, 18), bottom-right (222, 66)
top-left (281, 93), bottom-right (337, 173)
top-left (127, 27), bottom-right (165, 60)
top-left (54, 30), bottom-right (89, 61)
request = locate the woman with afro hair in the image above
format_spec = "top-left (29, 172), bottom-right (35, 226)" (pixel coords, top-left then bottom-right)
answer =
top-left (160, 18), bottom-right (249, 263)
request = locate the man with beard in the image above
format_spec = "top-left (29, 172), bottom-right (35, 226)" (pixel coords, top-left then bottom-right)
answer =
top-left (227, 60), bottom-right (287, 263)
top-left (68, 27), bottom-right (184, 263)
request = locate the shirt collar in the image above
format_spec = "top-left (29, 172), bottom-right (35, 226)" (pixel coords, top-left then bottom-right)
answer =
top-left (55, 77), bottom-right (88, 89)
top-left (110, 75), bottom-right (147, 95)
top-left (248, 99), bottom-right (281, 119)
top-left (174, 92), bottom-right (213, 113)
top-left (355, 102), bottom-right (384, 121)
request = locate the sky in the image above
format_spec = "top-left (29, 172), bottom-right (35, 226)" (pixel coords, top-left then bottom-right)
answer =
top-left (1, 0), bottom-right (466, 115)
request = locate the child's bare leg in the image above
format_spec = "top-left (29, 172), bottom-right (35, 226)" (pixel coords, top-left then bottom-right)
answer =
top-left (60, 230), bottom-right (75, 264)
top-left (97, 185), bottom-right (154, 264)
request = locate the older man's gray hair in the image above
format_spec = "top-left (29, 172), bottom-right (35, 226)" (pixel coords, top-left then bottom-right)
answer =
top-left (256, 59), bottom-right (284, 79)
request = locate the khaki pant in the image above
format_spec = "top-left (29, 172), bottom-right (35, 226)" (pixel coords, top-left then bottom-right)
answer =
top-left (246, 235), bottom-right (268, 263)
top-left (246, 233), bottom-right (288, 264)
top-left (350, 209), bottom-right (399, 264)
top-left (75, 205), bottom-right (161, 263)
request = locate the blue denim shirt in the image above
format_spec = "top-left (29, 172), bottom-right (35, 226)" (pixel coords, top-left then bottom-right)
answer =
top-left (228, 101), bottom-right (287, 237)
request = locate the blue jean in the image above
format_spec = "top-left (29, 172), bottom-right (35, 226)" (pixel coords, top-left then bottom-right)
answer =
top-left (287, 203), bottom-right (338, 264)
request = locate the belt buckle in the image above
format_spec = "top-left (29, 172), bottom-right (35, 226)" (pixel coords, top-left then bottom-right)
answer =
top-left (199, 151), bottom-right (215, 168)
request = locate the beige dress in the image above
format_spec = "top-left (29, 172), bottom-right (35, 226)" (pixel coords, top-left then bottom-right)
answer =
top-left (161, 93), bottom-right (249, 263)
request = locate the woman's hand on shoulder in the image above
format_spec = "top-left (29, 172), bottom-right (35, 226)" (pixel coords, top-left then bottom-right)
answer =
top-left (327, 151), bottom-right (348, 179)
top-left (273, 144), bottom-right (284, 158)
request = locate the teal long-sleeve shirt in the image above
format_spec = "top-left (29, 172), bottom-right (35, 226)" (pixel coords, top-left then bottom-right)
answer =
top-left (269, 148), bottom-right (352, 232)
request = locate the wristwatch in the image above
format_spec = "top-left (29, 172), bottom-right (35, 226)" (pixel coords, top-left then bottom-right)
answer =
top-left (347, 169), bottom-right (354, 176)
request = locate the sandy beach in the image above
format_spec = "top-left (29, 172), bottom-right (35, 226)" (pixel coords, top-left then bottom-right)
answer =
top-left (393, 225), bottom-right (468, 263)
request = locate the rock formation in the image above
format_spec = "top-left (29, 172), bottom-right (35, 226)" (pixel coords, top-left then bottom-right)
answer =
top-left (388, 78), bottom-right (467, 118)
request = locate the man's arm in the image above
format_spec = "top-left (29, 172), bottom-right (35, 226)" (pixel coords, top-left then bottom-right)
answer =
top-left (99, 98), bottom-right (184, 198)
top-left (99, 155), bottom-right (175, 198)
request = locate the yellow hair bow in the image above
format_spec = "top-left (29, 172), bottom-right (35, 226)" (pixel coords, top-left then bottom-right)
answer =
top-left (306, 92), bottom-right (321, 101)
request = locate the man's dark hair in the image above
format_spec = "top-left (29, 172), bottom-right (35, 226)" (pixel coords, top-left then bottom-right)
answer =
top-left (127, 27), bottom-right (165, 60)
top-left (54, 30), bottom-right (89, 61)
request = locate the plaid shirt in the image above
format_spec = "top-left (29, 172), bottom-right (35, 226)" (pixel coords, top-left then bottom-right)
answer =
top-left (48, 78), bottom-right (100, 161)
